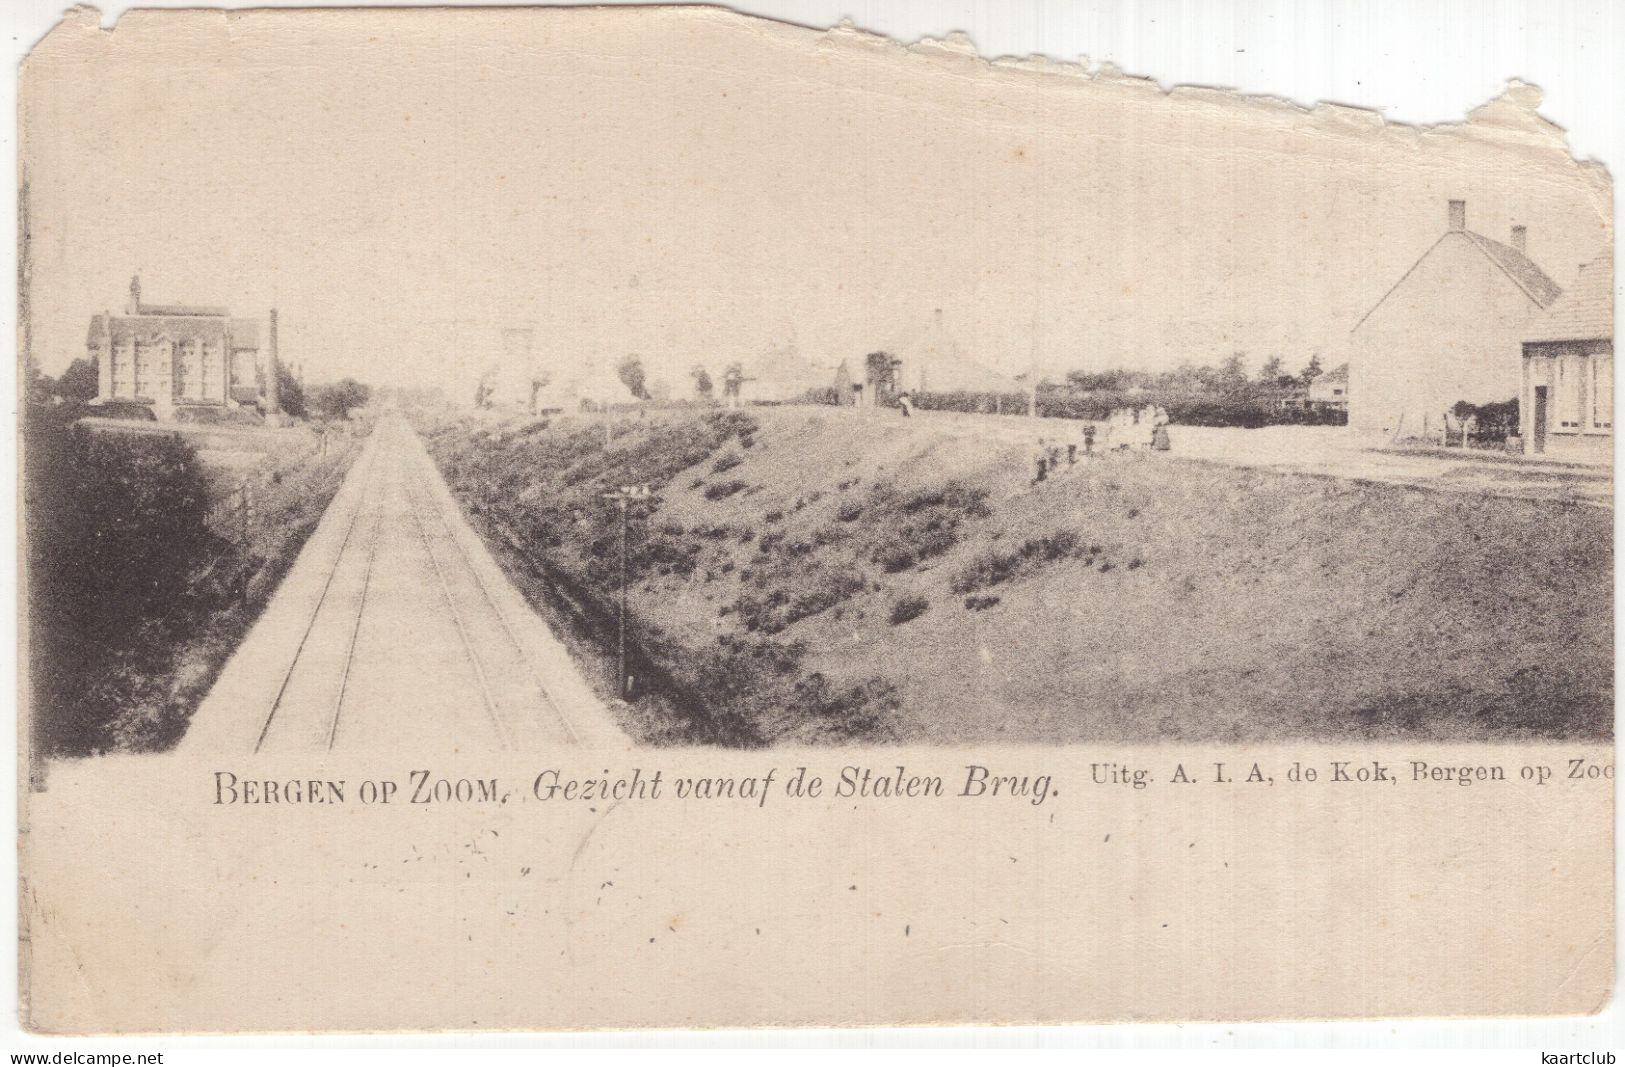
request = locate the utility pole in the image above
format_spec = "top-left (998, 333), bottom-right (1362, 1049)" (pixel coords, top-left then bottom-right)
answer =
top-left (600, 484), bottom-right (651, 699)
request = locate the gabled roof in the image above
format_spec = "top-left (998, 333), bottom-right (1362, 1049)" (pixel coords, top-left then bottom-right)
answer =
top-left (139, 303), bottom-right (228, 317)
top-left (889, 313), bottom-right (1020, 393)
top-left (1316, 362), bottom-right (1349, 386)
top-left (1351, 230), bottom-right (1563, 333)
top-left (1525, 254), bottom-right (1613, 345)
top-left (1463, 232), bottom-right (1564, 307)
top-left (87, 313), bottom-right (233, 346)
top-left (87, 312), bottom-right (261, 348)
top-left (743, 343), bottom-right (831, 392)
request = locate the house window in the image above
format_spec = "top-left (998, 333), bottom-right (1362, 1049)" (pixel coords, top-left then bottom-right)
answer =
top-left (111, 343), bottom-right (134, 397)
top-left (1557, 355), bottom-right (1582, 429)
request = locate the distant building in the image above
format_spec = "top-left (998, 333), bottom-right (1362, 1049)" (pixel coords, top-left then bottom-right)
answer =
top-left (1348, 201), bottom-right (1561, 439)
top-left (734, 339), bottom-right (831, 404)
top-left (88, 276), bottom-right (263, 418)
top-left (532, 361), bottom-right (638, 412)
top-left (894, 308), bottom-right (1019, 395)
top-left (1307, 363), bottom-right (1349, 410)
top-left (832, 359), bottom-right (856, 405)
top-left (1521, 253), bottom-right (1613, 452)
top-left (477, 327), bottom-right (540, 411)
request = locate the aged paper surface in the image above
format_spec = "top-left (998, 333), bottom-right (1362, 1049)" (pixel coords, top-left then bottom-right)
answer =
top-left (17, 5), bottom-right (1613, 1032)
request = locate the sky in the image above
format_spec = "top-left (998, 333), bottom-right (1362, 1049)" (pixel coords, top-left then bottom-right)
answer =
top-left (21, 6), bottom-right (1612, 399)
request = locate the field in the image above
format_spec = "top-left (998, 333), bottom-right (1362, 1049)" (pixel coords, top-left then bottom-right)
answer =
top-left (418, 405), bottom-right (1612, 746)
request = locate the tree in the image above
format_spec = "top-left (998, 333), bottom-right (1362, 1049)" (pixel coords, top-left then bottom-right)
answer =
top-left (690, 364), bottom-right (714, 398)
top-left (722, 361), bottom-right (745, 404)
top-left (1218, 352), bottom-right (1248, 391)
top-left (616, 355), bottom-right (649, 400)
top-left (1257, 356), bottom-right (1284, 384)
top-left (54, 358), bottom-right (99, 402)
top-left (864, 351), bottom-right (901, 401)
top-left (1300, 353), bottom-right (1324, 387)
top-left (1066, 368), bottom-right (1131, 392)
top-left (310, 378), bottom-right (371, 420)
top-left (276, 363), bottom-right (307, 419)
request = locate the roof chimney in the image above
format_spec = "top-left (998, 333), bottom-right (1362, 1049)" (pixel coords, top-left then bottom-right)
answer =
top-left (1511, 225), bottom-right (1527, 253)
top-left (1448, 200), bottom-right (1466, 232)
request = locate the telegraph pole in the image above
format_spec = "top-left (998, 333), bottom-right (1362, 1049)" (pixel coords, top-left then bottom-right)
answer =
top-left (600, 484), bottom-right (651, 698)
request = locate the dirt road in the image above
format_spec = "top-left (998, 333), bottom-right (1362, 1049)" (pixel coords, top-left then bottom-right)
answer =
top-left (839, 407), bottom-right (1612, 507)
top-left (183, 412), bottom-right (625, 754)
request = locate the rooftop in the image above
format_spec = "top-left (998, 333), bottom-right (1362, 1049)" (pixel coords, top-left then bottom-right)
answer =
top-left (1525, 255), bottom-right (1613, 345)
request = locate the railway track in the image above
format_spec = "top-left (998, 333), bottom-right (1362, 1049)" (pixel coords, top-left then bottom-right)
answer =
top-left (250, 415), bottom-right (583, 753)
top-left (253, 433), bottom-right (386, 753)
top-left (401, 471), bottom-right (583, 745)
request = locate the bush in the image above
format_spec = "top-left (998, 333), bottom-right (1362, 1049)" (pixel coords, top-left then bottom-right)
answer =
top-left (26, 408), bottom-right (359, 754)
top-left (704, 479), bottom-right (748, 501)
top-left (911, 387), bottom-right (1347, 428)
top-left (889, 595), bottom-right (929, 625)
top-left (90, 401), bottom-right (156, 421)
top-left (1450, 398), bottom-right (1519, 445)
top-left (963, 594), bottom-right (1001, 611)
top-left (861, 478), bottom-right (990, 573)
top-left (951, 531), bottom-right (1096, 594)
top-left (711, 450), bottom-right (743, 474)
top-left (732, 569), bottom-right (866, 635)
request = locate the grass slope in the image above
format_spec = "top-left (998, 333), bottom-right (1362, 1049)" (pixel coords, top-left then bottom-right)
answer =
top-left (421, 406), bottom-right (1612, 745)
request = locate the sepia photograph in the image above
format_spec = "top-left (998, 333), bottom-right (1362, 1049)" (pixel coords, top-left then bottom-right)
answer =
top-left (20, 6), bottom-right (1612, 760)
top-left (10, 0), bottom-right (1618, 1039)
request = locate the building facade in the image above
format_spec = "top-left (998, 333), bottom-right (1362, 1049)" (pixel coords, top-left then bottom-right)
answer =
top-left (88, 276), bottom-right (263, 418)
top-left (1347, 201), bottom-right (1561, 439)
top-left (1307, 363), bottom-right (1349, 410)
top-left (1521, 254), bottom-right (1613, 453)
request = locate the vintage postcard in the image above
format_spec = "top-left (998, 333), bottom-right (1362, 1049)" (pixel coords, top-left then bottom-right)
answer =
top-left (16, 4), bottom-right (1614, 1032)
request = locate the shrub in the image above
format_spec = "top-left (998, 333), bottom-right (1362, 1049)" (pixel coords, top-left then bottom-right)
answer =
top-left (711, 450), bottom-right (743, 474)
top-left (1450, 398), bottom-right (1519, 445)
top-left (951, 531), bottom-right (1094, 594)
top-left (788, 672), bottom-right (899, 741)
top-left (704, 479), bottom-right (748, 501)
top-left (889, 595), bottom-right (929, 625)
top-left (732, 570), bottom-right (866, 634)
top-left (836, 501), bottom-right (863, 522)
top-left (910, 387), bottom-right (1348, 428)
top-left (964, 594), bottom-right (1001, 611)
top-left (861, 478), bottom-right (991, 573)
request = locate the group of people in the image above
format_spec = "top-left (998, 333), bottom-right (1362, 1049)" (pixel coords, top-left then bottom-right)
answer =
top-left (1100, 405), bottom-right (1171, 452)
top-left (1031, 405), bottom-right (1171, 482)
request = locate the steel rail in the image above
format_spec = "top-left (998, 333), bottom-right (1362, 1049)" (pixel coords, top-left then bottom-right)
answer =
top-left (403, 456), bottom-right (513, 750)
top-left (253, 433), bottom-right (384, 754)
top-left (404, 468), bottom-right (583, 745)
top-left (324, 469), bottom-right (387, 751)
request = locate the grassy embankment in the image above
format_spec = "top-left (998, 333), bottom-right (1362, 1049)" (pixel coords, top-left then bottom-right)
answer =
top-left (419, 405), bottom-right (1612, 745)
top-left (25, 406), bottom-right (370, 756)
